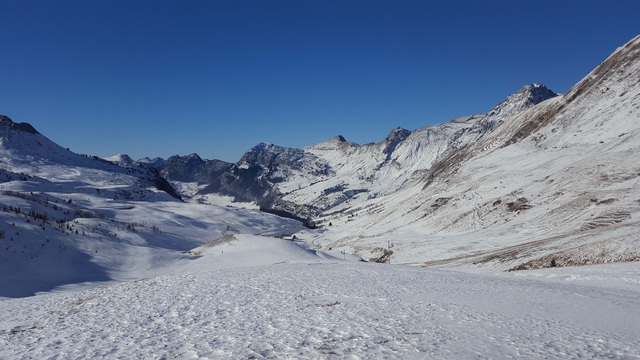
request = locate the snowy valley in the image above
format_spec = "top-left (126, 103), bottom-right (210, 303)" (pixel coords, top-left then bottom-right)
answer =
top-left (152, 35), bottom-right (640, 272)
top-left (1, 35), bottom-right (640, 358)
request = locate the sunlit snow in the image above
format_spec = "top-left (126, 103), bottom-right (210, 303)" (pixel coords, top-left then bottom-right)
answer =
top-left (2, 36), bottom-right (640, 359)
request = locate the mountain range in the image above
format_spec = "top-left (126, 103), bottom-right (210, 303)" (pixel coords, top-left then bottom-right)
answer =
top-left (1, 35), bottom-right (639, 298)
top-left (144, 35), bottom-right (640, 269)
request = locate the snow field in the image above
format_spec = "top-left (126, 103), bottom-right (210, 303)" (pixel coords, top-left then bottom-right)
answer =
top-left (1, 262), bottom-right (639, 359)
top-left (0, 177), bottom-right (305, 297)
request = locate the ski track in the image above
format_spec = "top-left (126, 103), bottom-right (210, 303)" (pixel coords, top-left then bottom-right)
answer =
top-left (1, 263), bottom-right (639, 359)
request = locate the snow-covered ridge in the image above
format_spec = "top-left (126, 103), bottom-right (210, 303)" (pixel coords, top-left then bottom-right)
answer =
top-left (163, 35), bottom-right (639, 270)
top-left (152, 59), bottom-right (636, 270)
top-left (0, 166), bottom-right (303, 298)
top-left (308, 35), bottom-right (640, 268)
top-left (172, 82), bottom-right (558, 224)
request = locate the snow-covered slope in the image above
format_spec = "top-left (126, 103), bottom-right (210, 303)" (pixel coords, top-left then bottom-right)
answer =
top-left (1, 261), bottom-right (639, 358)
top-left (150, 35), bottom-right (639, 272)
top-left (305, 35), bottom-right (640, 270)
top-left (0, 116), bottom-right (181, 201)
top-left (0, 117), bottom-right (305, 297)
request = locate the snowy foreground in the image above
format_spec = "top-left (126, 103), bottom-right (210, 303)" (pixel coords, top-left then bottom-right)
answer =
top-left (1, 241), bottom-right (639, 359)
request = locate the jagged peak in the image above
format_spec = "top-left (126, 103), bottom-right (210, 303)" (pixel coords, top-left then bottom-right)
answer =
top-left (137, 157), bottom-right (165, 167)
top-left (384, 127), bottom-right (411, 143)
top-left (166, 153), bottom-right (202, 162)
top-left (186, 153), bottom-right (203, 160)
top-left (312, 135), bottom-right (347, 145)
top-left (516, 83), bottom-right (558, 104)
top-left (0, 115), bottom-right (39, 134)
top-left (503, 83), bottom-right (557, 106)
top-left (484, 83), bottom-right (558, 122)
top-left (104, 154), bottom-right (139, 169)
top-left (105, 153), bottom-right (134, 162)
top-left (251, 141), bottom-right (273, 149)
top-left (306, 135), bottom-right (360, 152)
top-left (242, 142), bottom-right (300, 160)
top-left (382, 127), bottom-right (411, 156)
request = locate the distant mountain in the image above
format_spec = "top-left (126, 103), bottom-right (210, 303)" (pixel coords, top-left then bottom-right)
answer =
top-left (195, 143), bottom-right (331, 223)
top-left (137, 156), bottom-right (166, 168)
top-left (307, 34), bottom-right (640, 268)
top-left (3, 35), bottom-right (639, 276)
top-left (0, 115), bottom-right (181, 200)
top-left (122, 153), bottom-right (234, 201)
top-left (178, 83), bottom-right (557, 224)
top-left (0, 120), bottom-right (299, 296)
top-left (160, 153), bottom-right (232, 185)
top-left (157, 35), bottom-right (640, 270)
top-left (104, 153), bottom-right (138, 168)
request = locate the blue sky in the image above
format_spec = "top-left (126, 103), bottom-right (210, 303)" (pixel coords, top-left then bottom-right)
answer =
top-left (1, 1), bottom-right (638, 162)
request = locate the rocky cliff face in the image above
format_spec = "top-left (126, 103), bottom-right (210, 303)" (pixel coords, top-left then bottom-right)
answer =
top-left (160, 154), bottom-right (232, 184)
top-left (0, 115), bottom-right (39, 134)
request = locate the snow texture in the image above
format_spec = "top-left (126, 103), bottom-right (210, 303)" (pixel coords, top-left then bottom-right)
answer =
top-left (1, 260), bottom-right (639, 359)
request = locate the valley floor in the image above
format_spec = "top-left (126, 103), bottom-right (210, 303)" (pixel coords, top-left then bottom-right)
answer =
top-left (1, 259), bottom-right (639, 359)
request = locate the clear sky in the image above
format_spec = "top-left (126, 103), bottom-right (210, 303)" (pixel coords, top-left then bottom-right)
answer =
top-left (1, 1), bottom-right (638, 162)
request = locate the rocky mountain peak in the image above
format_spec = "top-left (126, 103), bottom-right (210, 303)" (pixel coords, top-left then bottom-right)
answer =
top-left (473, 83), bottom-right (558, 133)
top-left (240, 142), bottom-right (305, 169)
top-left (0, 115), bottom-right (39, 134)
top-left (321, 135), bottom-right (347, 143)
top-left (517, 83), bottom-right (558, 106)
top-left (384, 127), bottom-right (411, 143)
top-left (383, 127), bottom-right (411, 156)
top-left (105, 154), bottom-right (136, 168)
top-left (165, 153), bottom-right (204, 167)
top-left (160, 153), bottom-right (232, 184)
top-left (495, 83), bottom-right (558, 114)
top-left (137, 157), bottom-right (166, 168)
top-left (306, 135), bottom-right (358, 153)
